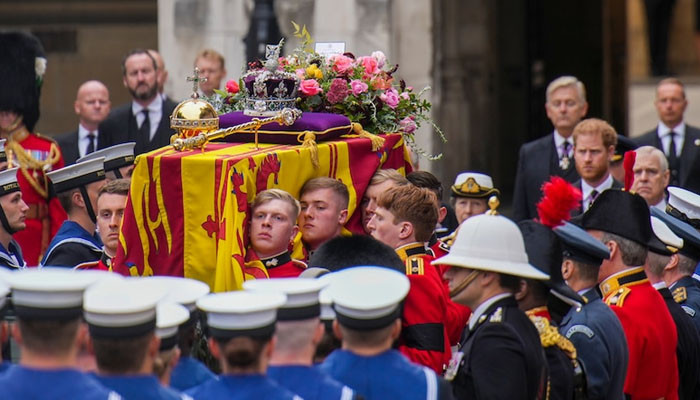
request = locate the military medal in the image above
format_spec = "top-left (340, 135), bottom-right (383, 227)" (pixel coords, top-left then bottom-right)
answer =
top-left (559, 156), bottom-right (570, 170)
top-left (444, 351), bottom-right (464, 381)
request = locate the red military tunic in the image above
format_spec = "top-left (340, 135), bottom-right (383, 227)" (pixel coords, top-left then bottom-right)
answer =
top-left (395, 242), bottom-right (452, 373)
top-left (245, 249), bottom-right (306, 279)
top-left (7, 129), bottom-right (66, 266)
top-left (600, 267), bottom-right (679, 400)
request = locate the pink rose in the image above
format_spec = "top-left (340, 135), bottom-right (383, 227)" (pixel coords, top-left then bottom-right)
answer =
top-left (299, 79), bottom-right (323, 96)
top-left (225, 79), bottom-right (239, 94)
top-left (371, 51), bottom-right (386, 68)
top-left (331, 54), bottom-right (354, 74)
top-left (350, 80), bottom-right (368, 95)
top-left (400, 117), bottom-right (417, 134)
top-left (400, 92), bottom-right (410, 100)
top-left (358, 56), bottom-right (379, 75)
top-left (295, 68), bottom-right (306, 79)
top-left (379, 88), bottom-right (399, 109)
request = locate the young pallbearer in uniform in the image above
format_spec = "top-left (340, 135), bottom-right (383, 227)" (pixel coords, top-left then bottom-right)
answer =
top-left (42, 157), bottom-right (106, 268)
top-left (243, 278), bottom-right (358, 400)
top-left (319, 266), bottom-right (454, 400)
top-left (433, 211), bottom-right (549, 400)
top-left (0, 168), bottom-right (29, 269)
top-left (0, 268), bottom-right (121, 399)
top-left (187, 290), bottom-right (302, 399)
top-left (581, 189), bottom-right (678, 399)
top-left (84, 279), bottom-right (191, 400)
top-left (248, 189), bottom-right (307, 277)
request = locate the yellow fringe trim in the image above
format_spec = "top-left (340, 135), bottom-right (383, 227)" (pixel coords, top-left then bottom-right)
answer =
top-left (351, 123), bottom-right (385, 151)
top-left (297, 131), bottom-right (319, 168)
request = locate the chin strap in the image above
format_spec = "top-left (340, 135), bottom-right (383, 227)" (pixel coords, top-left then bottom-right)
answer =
top-left (449, 269), bottom-right (480, 298)
top-left (79, 186), bottom-right (97, 224)
top-left (0, 207), bottom-right (17, 234)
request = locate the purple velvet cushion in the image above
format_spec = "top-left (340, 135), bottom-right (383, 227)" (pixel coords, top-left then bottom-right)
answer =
top-left (217, 111), bottom-right (352, 144)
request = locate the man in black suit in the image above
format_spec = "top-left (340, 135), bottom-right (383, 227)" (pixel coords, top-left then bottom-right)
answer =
top-left (571, 118), bottom-right (623, 216)
top-left (635, 78), bottom-right (700, 194)
top-left (55, 80), bottom-right (111, 165)
top-left (513, 76), bottom-right (587, 221)
top-left (98, 49), bottom-right (178, 155)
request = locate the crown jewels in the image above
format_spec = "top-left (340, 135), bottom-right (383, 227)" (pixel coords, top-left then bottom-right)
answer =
top-left (242, 39), bottom-right (300, 117)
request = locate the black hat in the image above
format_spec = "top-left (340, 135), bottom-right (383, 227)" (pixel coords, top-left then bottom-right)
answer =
top-left (581, 189), bottom-right (651, 246)
top-left (554, 222), bottom-right (611, 266)
top-left (0, 32), bottom-right (46, 132)
top-left (651, 207), bottom-right (700, 261)
top-left (611, 135), bottom-right (637, 163)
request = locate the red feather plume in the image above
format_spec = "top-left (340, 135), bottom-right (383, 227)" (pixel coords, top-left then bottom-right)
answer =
top-left (536, 176), bottom-right (583, 228)
top-left (623, 150), bottom-right (636, 191)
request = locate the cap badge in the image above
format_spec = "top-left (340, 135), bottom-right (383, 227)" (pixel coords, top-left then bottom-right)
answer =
top-left (460, 177), bottom-right (481, 194)
top-left (265, 258), bottom-right (279, 267)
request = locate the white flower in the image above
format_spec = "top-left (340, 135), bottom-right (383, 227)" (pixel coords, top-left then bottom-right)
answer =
top-left (35, 57), bottom-right (47, 78)
top-left (371, 51), bottom-right (386, 68)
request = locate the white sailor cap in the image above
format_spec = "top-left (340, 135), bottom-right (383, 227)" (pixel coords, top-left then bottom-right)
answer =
top-left (243, 278), bottom-right (327, 320)
top-left (77, 142), bottom-right (135, 174)
top-left (323, 266), bottom-right (409, 331)
top-left (156, 302), bottom-right (190, 351)
top-left (84, 280), bottom-right (167, 339)
top-left (0, 168), bottom-right (20, 197)
top-left (47, 157), bottom-right (105, 193)
top-left (0, 139), bottom-right (7, 163)
top-left (0, 275), bottom-right (9, 316)
top-left (197, 291), bottom-right (287, 339)
top-left (667, 187), bottom-right (700, 228)
top-left (319, 288), bottom-right (335, 322)
top-left (650, 216), bottom-right (684, 255)
top-left (138, 276), bottom-right (210, 312)
top-left (6, 268), bottom-right (102, 320)
top-left (451, 172), bottom-right (499, 198)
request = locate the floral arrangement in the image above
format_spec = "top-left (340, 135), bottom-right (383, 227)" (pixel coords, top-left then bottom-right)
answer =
top-left (209, 23), bottom-right (444, 159)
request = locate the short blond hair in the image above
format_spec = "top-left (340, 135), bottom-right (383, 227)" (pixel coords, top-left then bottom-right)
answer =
top-left (369, 169), bottom-right (409, 187)
top-left (546, 76), bottom-right (586, 103)
top-left (299, 177), bottom-right (349, 210)
top-left (251, 189), bottom-right (300, 220)
top-left (194, 49), bottom-right (225, 69)
top-left (657, 77), bottom-right (686, 99)
top-left (573, 118), bottom-right (617, 149)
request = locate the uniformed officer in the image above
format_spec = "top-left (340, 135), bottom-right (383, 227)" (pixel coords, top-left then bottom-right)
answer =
top-left (646, 215), bottom-right (700, 400)
top-left (140, 276), bottom-right (214, 391)
top-left (581, 189), bottom-right (678, 399)
top-left (42, 157), bottom-right (106, 268)
top-left (0, 167), bottom-right (28, 269)
top-left (433, 212), bottom-right (549, 400)
top-left (319, 266), bottom-right (454, 400)
top-left (553, 221), bottom-right (629, 400)
top-left (518, 220), bottom-right (583, 400)
top-left (0, 268), bottom-right (121, 399)
top-left (186, 290), bottom-right (302, 399)
top-left (651, 186), bottom-right (700, 333)
top-left (78, 142), bottom-right (135, 181)
top-left (244, 278), bottom-right (358, 400)
top-left (84, 279), bottom-right (191, 399)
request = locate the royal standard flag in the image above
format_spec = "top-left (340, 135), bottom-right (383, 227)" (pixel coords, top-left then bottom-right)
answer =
top-left (113, 134), bottom-right (411, 291)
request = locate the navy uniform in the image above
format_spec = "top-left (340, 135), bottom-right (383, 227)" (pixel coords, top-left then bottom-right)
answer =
top-left (0, 167), bottom-right (27, 270)
top-left (170, 357), bottom-right (216, 392)
top-left (187, 290), bottom-right (301, 400)
top-left (651, 201), bottom-right (700, 332)
top-left (319, 266), bottom-right (453, 400)
top-left (648, 215), bottom-right (700, 400)
top-left (77, 142), bottom-right (135, 180)
top-left (84, 279), bottom-right (192, 400)
top-left (553, 221), bottom-right (628, 400)
top-left (42, 157), bottom-right (106, 268)
top-left (243, 278), bottom-right (359, 400)
top-left (0, 268), bottom-right (121, 399)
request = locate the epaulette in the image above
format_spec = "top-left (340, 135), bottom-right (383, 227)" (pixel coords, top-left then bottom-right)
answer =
top-left (529, 315), bottom-right (578, 359)
top-left (36, 132), bottom-right (59, 144)
top-left (405, 257), bottom-right (425, 276)
top-left (488, 306), bottom-right (503, 323)
top-left (673, 286), bottom-right (688, 303)
top-left (604, 286), bottom-right (631, 307)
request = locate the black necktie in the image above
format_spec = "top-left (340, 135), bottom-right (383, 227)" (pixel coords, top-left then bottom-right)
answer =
top-left (139, 109), bottom-right (151, 140)
top-left (86, 132), bottom-right (96, 155)
top-left (668, 131), bottom-right (679, 185)
top-left (559, 141), bottom-right (572, 169)
top-left (589, 190), bottom-right (599, 210)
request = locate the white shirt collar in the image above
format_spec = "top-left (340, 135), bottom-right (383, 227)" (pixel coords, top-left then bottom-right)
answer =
top-left (657, 121), bottom-right (685, 139)
top-left (553, 130), bottom-right (573, 149)
top-left (131, 95), bottom-right (163, 115)
top-left (652, 198), bottom-right (667, 212)
top-left (468, 293), bottom-right (512, 331)
top-left (577, 286), bottom-right (594, 296)
top-left (581, 174), bottom-right (613, 204)
top-left (652, 281), bottom-right (667, 290)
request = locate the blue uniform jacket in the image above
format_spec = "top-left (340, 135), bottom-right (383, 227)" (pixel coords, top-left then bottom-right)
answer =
top-left (0, 239), bottom-right (25, 269)
top-left (670, 276), bottom-right (700, 333)
top-left (320, 349), bottom-right (451, 400)
top-left (41, 220), bottom-right (102, 268)
top-left (96, 374), bottom-right (189, 400)
top-left (185, 374), bottom-right (301, 400)
top-left (559, 288), bottom-right (628, 400)
top-left (268, 365), bottom-right (356, 400)
top-left (170, 356), bottom-right (216, 392)
top-left (0, 365), bottom-right (121, 399)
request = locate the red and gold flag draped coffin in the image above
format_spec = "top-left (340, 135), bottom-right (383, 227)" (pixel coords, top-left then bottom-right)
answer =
top-left (113, 134), bottom-right (411, 291)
